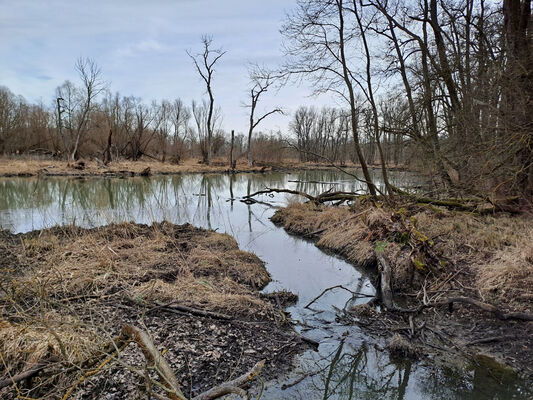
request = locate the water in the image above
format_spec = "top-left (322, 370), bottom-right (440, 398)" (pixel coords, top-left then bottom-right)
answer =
top-left (0, 169), bottom-right (530, 399)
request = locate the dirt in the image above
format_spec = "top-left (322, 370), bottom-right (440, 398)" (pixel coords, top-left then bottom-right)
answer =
top-left (271, 201), bottom-right (533, 379)
top-left (0, 222), bottom-right (307, 399)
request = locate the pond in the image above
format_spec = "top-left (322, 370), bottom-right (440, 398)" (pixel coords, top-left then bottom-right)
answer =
top-left (0, 169), bottom-right (530, 399)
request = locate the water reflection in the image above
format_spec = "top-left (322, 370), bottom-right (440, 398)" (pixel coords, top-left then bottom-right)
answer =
top-left (0, 170), bottom-right (529, 399)
top-left (266, 339), bottom-right (531, 400)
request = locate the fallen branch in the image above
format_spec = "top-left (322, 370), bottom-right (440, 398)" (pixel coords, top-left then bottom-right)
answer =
top-left (192, 360), bottom-right (265, 400)
top-left (433, 297), bottom-right (533, 321)
top-left (304, 285), bottom-right (373, 309)
top-left (0, 357), bottom-right (59, 389)
top-left (123, 325), bottom-right (187, 400)
top-left (244, 187), bottom-right (365, 205)
top-left (244, 188), bottom-right (317, 202)
top-left (466, 335), bottom-right (519, 346)
top-left (153, 301), bottom-right (232, 320)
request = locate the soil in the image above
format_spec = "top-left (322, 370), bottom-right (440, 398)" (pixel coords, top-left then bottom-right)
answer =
top-left (0, 222), bottom-right (307, 399)
top-left (270, 201), bottom-right (533, 379)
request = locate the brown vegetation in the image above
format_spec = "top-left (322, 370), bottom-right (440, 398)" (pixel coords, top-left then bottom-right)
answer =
top-left (272, 201), bottom-right (533, 375)
top-left (0, 222), bottom-right (303, 399)
top-left (0, 157), bottom-right (272, 177)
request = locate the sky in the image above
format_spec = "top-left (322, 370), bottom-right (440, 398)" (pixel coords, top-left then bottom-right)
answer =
top-left (0, 0), bottom-right (334, 134)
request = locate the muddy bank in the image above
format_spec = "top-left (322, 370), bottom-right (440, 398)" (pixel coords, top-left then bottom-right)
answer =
top-left (271, 202), bottom-right (533, 378)
top-left (0, 157), bottom-right (411, 178)
top-left (0, 222), bottom-right (306, 399)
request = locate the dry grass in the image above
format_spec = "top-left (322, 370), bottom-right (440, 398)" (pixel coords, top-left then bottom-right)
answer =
top-left (0, 157), bottom-right (268, 177)
top-left (0, 221), bottom-right (278, 388)
top-left (272, 202), bottom-right (533, 310)
top-left (14, 222), bottom-right (272, 313)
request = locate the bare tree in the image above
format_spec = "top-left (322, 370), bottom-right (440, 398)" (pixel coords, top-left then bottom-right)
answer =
top-left (282, 0), bottom-right (378, 196)
top-left (244, 68), bottom-right (283, 166)
top-left (187, 36), bottom-right (226, 165)
top-left (71, 58), bottom-right (105, 161)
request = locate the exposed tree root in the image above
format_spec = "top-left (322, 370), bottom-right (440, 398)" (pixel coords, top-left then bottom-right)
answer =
top-left (426, 297), bottom-right (533, 322)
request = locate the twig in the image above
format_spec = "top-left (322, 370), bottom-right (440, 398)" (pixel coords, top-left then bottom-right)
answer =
top-left (304, 285), bottom-right (372, 309)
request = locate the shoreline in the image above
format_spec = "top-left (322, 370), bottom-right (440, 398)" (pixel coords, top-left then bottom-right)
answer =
top-left (0, 158), bottom-right (413, 178)
top-left (0, 222), bottom-right (307, 399)
top-left (270, 201), bottom-right (533, 379)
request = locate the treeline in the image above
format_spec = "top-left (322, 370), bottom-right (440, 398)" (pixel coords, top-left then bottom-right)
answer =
top-left (0, 81), bottom-right (404, 166)
top-left (0, 79), bottom-right (286, 164)
top-left (0, 0), bottom-right (531, 200)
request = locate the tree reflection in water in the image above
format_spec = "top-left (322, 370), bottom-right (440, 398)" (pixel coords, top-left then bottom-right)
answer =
top-left (0, 172), bottom-right (530, 399)
top-left (276, 338), bottom-right (531, 400)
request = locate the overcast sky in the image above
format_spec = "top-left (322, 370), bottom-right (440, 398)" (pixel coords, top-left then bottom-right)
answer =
top-left (0, 0), bottom-right (334, 134)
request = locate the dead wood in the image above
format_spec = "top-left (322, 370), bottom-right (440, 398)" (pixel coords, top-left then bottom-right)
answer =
top-left (376, 253), bottom-right (394, 310)
top-left (191, 359), bottom-right (265, 400)
top-left (153, 301), bottom-right (232, 320)
top-left (304, 284), bottom-right (373, 309)
top-left (466, 335), bottom-right (519, 346)
top-left (244, 187), bottom-right (317, 202)
top-left (122, 325), bottom-right (187, 400)
top-left (431, 297), bottom-right (533, 321)
top-left (244, 187), bottom-right (365, 205)
top-left (0, 357), bottom-right (59, 389)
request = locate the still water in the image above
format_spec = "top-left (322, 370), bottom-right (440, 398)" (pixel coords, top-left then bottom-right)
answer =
top-left (0, 169), bottom-right (530, 399)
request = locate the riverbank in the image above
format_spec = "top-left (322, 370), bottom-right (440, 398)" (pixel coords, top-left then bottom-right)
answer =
top-left (271, 201), bottom-right (533, 378)
top-left (0, 157), bottom-right (410, 177)
top-left (0, 222), bottom-right (305, 399)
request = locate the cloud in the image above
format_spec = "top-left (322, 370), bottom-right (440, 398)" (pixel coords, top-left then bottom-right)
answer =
top-left (36, 75), bottom-right (53, 81)
top-left (115, 39), bottom-right (168, 58)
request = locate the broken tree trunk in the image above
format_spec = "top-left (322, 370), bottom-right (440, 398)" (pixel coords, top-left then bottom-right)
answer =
top-left (229, 130), bottom-right (235, 171)
top-left (376, 252), bottom-right (394, 310)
